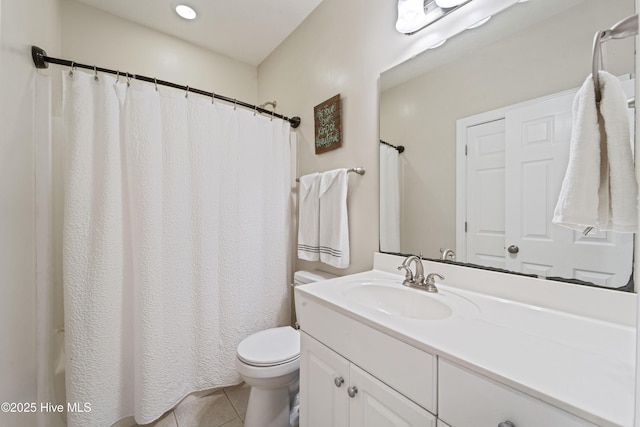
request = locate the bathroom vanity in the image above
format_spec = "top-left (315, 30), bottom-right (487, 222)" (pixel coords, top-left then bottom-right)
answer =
top-left (294, 253), bottom-right (636, 427)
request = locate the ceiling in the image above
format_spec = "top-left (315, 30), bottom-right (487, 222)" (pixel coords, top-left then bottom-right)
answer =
top-left (73, 0), bottom-right (324, 66)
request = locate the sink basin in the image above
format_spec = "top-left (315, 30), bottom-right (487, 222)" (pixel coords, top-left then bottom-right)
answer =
top-left (344, 284), bottom-right (453, 320)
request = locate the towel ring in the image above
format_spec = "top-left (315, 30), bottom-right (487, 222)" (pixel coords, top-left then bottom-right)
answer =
top-left (591, 30), bottom-right (606, 103)
top-left (591, 14), bottom-right (639, 103)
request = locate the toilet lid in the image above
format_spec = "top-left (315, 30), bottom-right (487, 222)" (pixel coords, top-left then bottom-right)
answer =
top-left (237, 326), bottom-right (300, 367)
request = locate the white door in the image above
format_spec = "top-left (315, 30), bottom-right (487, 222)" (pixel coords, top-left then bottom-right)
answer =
top-left (465, 119), bottom-right (507, 269)
top-left (349, 364), bottom-right (436, 427)
top-left (505, 91), bottom-right (633, 285)
top-left (463, 82), bottom-right (634, 287)
top-left (299, 332), bottom-right (350, 427)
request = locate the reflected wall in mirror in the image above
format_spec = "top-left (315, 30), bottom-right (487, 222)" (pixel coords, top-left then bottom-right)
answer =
top-left (379, 0), bottom-right (636, 290)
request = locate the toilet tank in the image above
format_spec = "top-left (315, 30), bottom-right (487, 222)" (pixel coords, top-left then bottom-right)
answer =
top-left (293, 270), bottom-right (337, 286)
top-left (292, 270), bottom-right (337, 329)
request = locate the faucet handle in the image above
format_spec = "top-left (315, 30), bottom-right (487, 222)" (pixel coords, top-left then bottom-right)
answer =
top-left (397, 264), bottom-right (414, 286)
top-left (424, 273), bottom-right (444, 293)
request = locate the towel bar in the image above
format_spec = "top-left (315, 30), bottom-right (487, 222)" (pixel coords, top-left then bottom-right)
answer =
top-left (295, 167), bottom-right (365, 182)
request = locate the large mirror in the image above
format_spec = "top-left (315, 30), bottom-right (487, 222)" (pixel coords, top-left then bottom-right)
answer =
top-left (379, 0), bottom-right (636, 290)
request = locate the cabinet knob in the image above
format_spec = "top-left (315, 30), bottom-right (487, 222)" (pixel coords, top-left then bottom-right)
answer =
top-left (498, 422), bottom-right (516, 427)
top-left (347, 386), bottom-right (358, 398)
top-left (507, 245), bottom-right (519, 254)
top-left (334, 376), bottom-right (344, 387)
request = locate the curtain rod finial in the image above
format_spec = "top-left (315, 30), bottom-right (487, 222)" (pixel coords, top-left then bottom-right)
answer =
top-left (32, 46), bottom-right (49, 69)
top-left (290, 116), bottom-right (301, 128)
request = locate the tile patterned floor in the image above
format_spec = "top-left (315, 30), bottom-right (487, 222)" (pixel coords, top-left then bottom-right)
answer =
top-left (143, 383), bottom-right (250, 427)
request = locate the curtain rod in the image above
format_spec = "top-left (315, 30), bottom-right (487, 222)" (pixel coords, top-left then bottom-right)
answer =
top-left (31, 46), bottom-right (301, 128)
top-left (380, 140), bottom-right (405, 153)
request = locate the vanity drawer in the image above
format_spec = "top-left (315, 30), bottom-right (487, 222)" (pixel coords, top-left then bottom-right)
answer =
top-left (438, 359), bottom-right (598, 427)
top-left (296, 293), bottom-right (437, 412)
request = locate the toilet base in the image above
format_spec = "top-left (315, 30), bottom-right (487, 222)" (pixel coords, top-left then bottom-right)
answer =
top-left (244, 386), bottom-right (291, 427)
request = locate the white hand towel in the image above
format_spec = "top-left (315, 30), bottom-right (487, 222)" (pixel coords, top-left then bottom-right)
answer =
top-left (319, 169), bottom-right (350, 268)
top-left (598, 71), bottom-right (638, 232)
top-left (297, 173), bottom-right (321, 260)
top-left (553, 71), bottom-right (638, 232)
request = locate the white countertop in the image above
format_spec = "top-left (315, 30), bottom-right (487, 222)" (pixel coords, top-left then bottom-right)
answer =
top-left (295, 266), bottom-right (636, 426)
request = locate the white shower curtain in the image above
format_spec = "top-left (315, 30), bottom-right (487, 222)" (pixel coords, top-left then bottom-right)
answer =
top-left (62, 70), bottom-right (292, 427)
top-left (379, 144), bottom-right (401, 253)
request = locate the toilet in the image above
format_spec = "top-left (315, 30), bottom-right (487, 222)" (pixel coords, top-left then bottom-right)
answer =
top-left (235, 270), bottom-right (337, 427)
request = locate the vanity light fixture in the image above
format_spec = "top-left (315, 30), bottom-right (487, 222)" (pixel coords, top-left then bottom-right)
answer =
top-left (175, 4), bottom-right (197, 20)
top-left (434, 0), bottom-right (467, 7)
top-left (396, 0), bottom-right (522, 36)
top-left (396, 0), bottom-right (472, 35)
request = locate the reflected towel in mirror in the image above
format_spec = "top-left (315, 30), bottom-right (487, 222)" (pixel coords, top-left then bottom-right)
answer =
top-left (553, 71), bottom-right (638, 233)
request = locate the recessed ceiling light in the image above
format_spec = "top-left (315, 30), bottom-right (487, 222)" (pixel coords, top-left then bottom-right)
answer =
top-left (175, 4), bottom-right (197, 20)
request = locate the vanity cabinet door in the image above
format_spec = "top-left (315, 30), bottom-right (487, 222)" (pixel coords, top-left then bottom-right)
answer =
top-left (439, 359), bottom-right (598, 427)
top-left (349, 364), bottom-right (436, 427)
top-left (301, 332), bottom-right (436, 427)
top-left (300, 332), bottom-right (350, 427)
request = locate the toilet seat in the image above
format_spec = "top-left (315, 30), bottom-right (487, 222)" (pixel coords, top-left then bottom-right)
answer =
top-left (237, 326), bottom-right (300, 367)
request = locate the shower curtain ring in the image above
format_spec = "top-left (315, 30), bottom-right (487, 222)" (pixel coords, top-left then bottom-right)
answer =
top-left (271, 110), bottom-right (275, 121)
top-left (154, 77), bottom-right (158, 91)
top-left (234, 99), bottom-right (237, 110)
top-left (69, 61), bottom-right (75, 77)
top-left (94, 65), bottom-right (99, 81)
top-left (185, 86), bottom-right (189, 98)
top-left (211, 91), bottom-right (215, 104)
top-left (115, 70), bottom-right (120, 83)
top-left (126, 72), bottom-right (131, 87)
top-left (254, 105), bottom-right (258, 116)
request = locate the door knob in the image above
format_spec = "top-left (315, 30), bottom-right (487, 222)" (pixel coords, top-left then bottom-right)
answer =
top-left (334, 376), bottom-right (344, 387)
top-left (347, 386), bottom-right (358, 398)
top-left (507, 245), bottom-right (519, 254)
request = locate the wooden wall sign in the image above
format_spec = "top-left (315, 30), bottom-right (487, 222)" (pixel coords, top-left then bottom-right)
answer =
top-left (314, 94), bottom-right (342, 154)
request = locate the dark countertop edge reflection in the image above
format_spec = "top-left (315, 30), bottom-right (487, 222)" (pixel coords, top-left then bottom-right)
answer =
top-left (381, 251), bottom-right (634, 293)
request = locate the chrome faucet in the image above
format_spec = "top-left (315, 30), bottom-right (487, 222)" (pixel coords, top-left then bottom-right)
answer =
top-left (397, 254), bottom-right (445, 293)
top-left (397, 255), bottom-right (425, 286)
top-left (440, 248), bottom-right (456, 261)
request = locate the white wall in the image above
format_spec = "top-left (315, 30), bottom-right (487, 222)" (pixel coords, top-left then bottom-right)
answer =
top-left (258, 0), bottom-right (443, 275)
top-left (0, 0), bottom-right (61, 426)
top-left (60, 0), bottom-right (257, 107)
